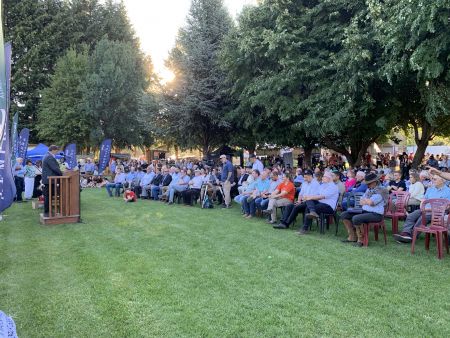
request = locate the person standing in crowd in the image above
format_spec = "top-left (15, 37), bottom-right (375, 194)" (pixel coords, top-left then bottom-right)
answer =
top-left (220, 154), bottom-right (234, 208)
top-left (24, 160), bottom-right (36, 200)
top-left (33, 160), bottom-right (43, 198)
top-left (13, 157), bottom-right (25, 202)
top-left (250, 154), bottom-right (264, 174)
top-left (42, 145), bottom-right (63, 216)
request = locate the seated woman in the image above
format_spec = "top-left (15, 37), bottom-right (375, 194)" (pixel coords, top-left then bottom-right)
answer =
top-left (340, 173), bottom-right (388, 247)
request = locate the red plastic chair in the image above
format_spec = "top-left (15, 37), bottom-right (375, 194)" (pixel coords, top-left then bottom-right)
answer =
top-left (385, 191), bottom-right (410, 234)
top-left (361, 210), bottom-right (387, 247)
top-left (411, 199), bottom-right (450, 259)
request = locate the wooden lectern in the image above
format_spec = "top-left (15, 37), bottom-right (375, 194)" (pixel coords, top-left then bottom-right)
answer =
top-left (40, 171), bottom-right (81, 225)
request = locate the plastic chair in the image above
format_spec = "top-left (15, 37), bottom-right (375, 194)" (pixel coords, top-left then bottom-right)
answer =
top-left (411, 199), bottom-right (450, 259)
top-left (317, 194), bottom-right (342, 235)
top-left (361, 206), bottom-right (388, 247)
top-left (385, 191), bottom-right (410, 234)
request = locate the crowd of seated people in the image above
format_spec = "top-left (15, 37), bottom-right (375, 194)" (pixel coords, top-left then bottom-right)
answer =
top-left (100, 152), bottom-right (450, 250)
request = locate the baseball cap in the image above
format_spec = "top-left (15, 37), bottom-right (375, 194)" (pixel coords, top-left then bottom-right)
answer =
top-left (304, 169), bottom-right (314, 176)
top-left (219, 154), bottom-right (227, 159)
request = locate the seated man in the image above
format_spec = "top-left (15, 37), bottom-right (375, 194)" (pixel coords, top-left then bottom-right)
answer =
top-left (273, 169), bottom-right (319, 229)
top-left (263, 174), bottom-right (296, 224)
top-left (242, 170), bottom-right (270, 218)
top-left (149, 168), bottom-right (163, 199)
top-left (106, 168), bottom-right (126, 197)
top-left (234, 169), bottom-right (260, 211)
top-left (140, 167), bottom-right (155, 199)
top-left (394, 174), bottom-right (450, 243)
top-left (298, 171), bottom-right (339, 235)
top-left (151, 167), bottom-right (172, 200)
top-left (340, 173), bottom-right (388, 247)
top-left (255, 171), bottom-right (280, 213)
top-left (387, 170), bottom-right (406, 193)
top-left (168, 169), bottom-right (190, 204)
top-left (182, 169), bottom-right (203, 205)
top-left (161, 166), bottom-right (178, 201)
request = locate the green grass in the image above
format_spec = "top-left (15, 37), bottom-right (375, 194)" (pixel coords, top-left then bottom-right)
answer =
top-left (1, 189), bottom-right (450, 337)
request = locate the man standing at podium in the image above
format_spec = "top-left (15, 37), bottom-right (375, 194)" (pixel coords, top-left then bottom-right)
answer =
top-left (42, 145), bottom-right (63, 216)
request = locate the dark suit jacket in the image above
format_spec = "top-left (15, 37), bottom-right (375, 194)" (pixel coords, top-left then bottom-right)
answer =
top-left (161, 174), bottom-right (172, 187)
top-left (151, 174), bottom-right (163, 186)
top-left (42, 152), bottom-right (63, 184)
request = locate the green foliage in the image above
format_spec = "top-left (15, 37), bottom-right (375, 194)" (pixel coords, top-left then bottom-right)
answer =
top-left (38, 47), bottom-right (91, 147)
top-left (221, 0), bottom-right (396, 165)
top-left (3, 0), bottom-right (139, 142)
top-left (82, 38), bottom-right (150, 148)
top-left (157, 0), bottom-right (234, 157)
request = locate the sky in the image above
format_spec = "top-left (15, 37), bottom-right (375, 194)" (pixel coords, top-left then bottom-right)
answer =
top-left (123, 0), bottom-right (257, 82)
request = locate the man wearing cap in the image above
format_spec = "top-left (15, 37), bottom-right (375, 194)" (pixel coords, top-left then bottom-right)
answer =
top-left (42, 145), bottom-right (63, 216)
top-left (299, 171), bottom-right (339, 234)
top-left (250, 154), bottom-right (264, 174)
top-left (220, 155), bottom-right (234, 208)
top-left (340, 173), bottom-right (387, 246)
top-left (273, 169), bottom-right (320, 229)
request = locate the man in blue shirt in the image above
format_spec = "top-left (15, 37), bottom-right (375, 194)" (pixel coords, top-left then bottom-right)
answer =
top-left (250, 154), bottom-right (264, 174)
top-left (340, 173), bottom-right (387, 247)
top-left (84, 159), bottom-right (95, 174)
top-left (140, 167), bottom-right (155, 199)
top-left (220, 154), bottom-right (234, 208)
top-left (394, 174), bottom-right (450, 243)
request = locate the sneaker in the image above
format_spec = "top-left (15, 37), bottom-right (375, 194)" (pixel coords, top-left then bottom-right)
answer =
top-left (296, 228), bottom-right (309, 235)
top-left (262, 209), bottom-right (272, 214)
top-left (306, 211), bottom-right (319, 219)
top-left (266, 219), bottom-right (276, 224)
top-left (393, 232), bottom-right (412, 243)
top-left (273, 223), bottom-right (288, 229)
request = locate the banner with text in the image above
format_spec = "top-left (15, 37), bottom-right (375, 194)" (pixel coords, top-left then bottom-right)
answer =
top-left (98, 139), bottom-right (112, 174)
top-left (64, 143), bottom-right (77, 170)
top-left (0, 38), bottom-right (17, 212)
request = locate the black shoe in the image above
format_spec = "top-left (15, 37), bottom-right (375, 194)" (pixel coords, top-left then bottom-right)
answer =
top-left (273, 223), bottom-right (288, 229)
top-left (353, 242), bottom-right (364, 247)
top-left (393, 233), bottom-right (412, 243)
top-left (341, 239), bottom-right (357, 243)
top-left (262, 209), bottom-right (272, 214)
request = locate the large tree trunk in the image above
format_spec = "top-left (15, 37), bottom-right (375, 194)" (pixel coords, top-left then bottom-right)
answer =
top-left (411, 120), bottom-right (434, 169)
top-left (323, 138), bottom-right (374, 168)
top-left (303, 145), bottom-right (314, 169)
top-left (202, 144), bottom-right (210, 160)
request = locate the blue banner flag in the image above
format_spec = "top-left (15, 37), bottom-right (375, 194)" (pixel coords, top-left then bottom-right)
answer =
top-left (98, 139), bottom-right (112, 174)
top-left (10, 112), bottom-right (18, 161)
top-left (17, 128), bottom-right (29, 160)
top-left (0, 39), bottom-right (17, 212)
top-left (64, 143), bottom-right (77, 170)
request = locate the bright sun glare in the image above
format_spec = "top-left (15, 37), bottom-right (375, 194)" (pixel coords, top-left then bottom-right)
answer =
top-left (124, 0), bottom-right (257, 84)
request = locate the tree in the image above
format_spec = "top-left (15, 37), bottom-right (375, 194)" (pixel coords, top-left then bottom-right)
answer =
top-left (371, 0), bottom-right (450, 167)
top-left (37, 47), bottom-right (91, 146)
top-left (160, 0), bottom-right (234, 158)
top-left (81, 38), bottom-right (152, 148)
top-left (221, 1), bottom-right (398, 166)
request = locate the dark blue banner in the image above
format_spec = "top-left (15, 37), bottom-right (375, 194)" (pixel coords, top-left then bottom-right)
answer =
top-left (0, 41), bottom-right (17, 212)
top-left (17, 128), bottom-right (29, 160)
top-left (10, 112), bottom-right (17, 162)
top-left (64, 143), bottom-right (77, 170)
top-left (98, 139), bottom-right (112, 174)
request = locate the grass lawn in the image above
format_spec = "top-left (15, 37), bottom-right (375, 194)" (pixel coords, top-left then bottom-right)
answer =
top-left (1, 189), bottom-right (450, 337)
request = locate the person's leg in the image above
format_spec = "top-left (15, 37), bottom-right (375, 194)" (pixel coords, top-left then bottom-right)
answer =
top-left (254, 197), bottom-right (262, 211)
top-left (271, 198), bottom-right (291, 222)
top-left (305, 200), bottom-right (319, 217)
top-left (43, 184), bottom-right (49, 215)
top-left (115, 183), bottom-right (122, 197)
top-left (242, 198), bottom-right (250, 216)
top-left (152, 186), bottom-right (160, 200)
top-left (260, 198), bottom-right (269, 210)
top-left (106, 183), bottom-right (114, 197)
top-left (284, 203), bottom-right (307, 226)
top-left (352, 212), bottom-right (383, 245)
top-left (340, 211), bottom-right (357, 241)
top-left (223, 181), bottom-right (231, 207)
top-left (398, 209), bottom-right (422, 236)
top-left (24, 177), bottom-right (34, 199)
top-left (249, 199), bottom-right (257, 216)
top-left (315, 202), bottom-right (333, 216)
top-left (18, 177), bottom-right (24, 201)
top-left (168, 186), bottom-right (176, 203)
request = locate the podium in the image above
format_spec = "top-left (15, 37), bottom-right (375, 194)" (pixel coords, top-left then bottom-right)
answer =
top-left (40, 171), bottom-right (81, 225)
